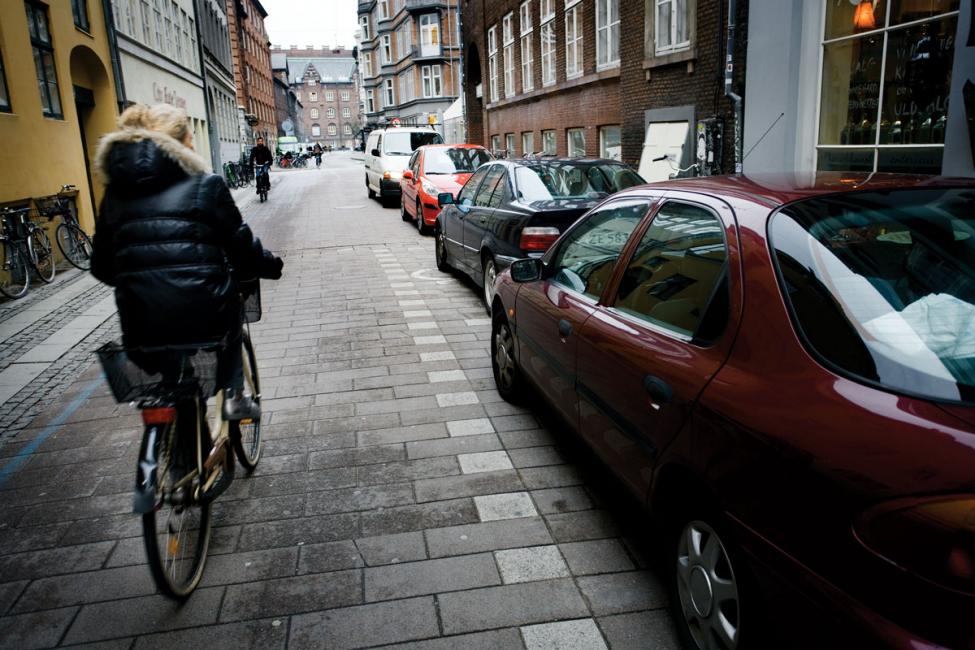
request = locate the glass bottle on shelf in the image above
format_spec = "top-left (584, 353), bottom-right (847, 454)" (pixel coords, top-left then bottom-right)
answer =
top-left (889, 120), bottom-right (903, 144)
top-left (932, 114), bottom-right (946, 143)
top-left (919, 115), bottom-right (933, 142)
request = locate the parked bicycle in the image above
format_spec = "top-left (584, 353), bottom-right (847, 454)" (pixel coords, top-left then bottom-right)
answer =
top-left (0, 205), bottom-right (56, 298)
top-left (35, 184), bottom-right (93, 270)
top-left (223, 162), bottom-right (241, 189)
top-left (96, 280), bottom-right (263, 598)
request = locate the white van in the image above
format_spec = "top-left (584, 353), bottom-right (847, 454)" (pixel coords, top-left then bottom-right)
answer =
top-left (364, 126), bottom-right (444, 204)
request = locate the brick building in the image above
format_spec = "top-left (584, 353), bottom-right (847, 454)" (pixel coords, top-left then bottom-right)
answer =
top-left (270, 47), bottom-right (361, 149)
top-left (463, 0), bottom-right (747, 180)
top-left (227, 0), bottom-right (275, 146)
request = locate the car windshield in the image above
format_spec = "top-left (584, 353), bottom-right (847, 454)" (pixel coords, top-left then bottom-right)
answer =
top-left (515, 163), bottom-right (644, 201)
top-left (770, 188), bottom-right (975, 404)
top-left (383, 131), bottom-right (444, 156)
top-left (424, 148), bottom-right (493, 174)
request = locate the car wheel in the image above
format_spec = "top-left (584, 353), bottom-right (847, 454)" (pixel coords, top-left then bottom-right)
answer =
top-left (491, 311), bottom-right (523, 403)
top-left (482, 256), bottom-right (497, 313)
top-left (416, 200), bottom-right (430, 235)
top-left (367, 175), bottom-right (376, 199)
top-left (401, 196), bottom-right (411, 222)
top-left (672, 516), bottom-right (748, 650)
top-left (435, 225), bottom-right (450, 272)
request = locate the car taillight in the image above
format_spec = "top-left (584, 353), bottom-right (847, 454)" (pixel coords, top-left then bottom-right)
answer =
top-left (854, 496), bottom-right (975, 595)
top-left (141, 407), bottom-right (177, 425)
top-left (520, 227), bottom-right (560, 252)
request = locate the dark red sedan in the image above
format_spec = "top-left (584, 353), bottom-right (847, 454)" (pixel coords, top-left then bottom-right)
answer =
top-left (489, 174), bottom-right (975, 649)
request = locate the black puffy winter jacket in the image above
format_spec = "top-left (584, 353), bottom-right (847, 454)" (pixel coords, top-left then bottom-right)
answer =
top-left (91, 128), bottom-right (281, 347)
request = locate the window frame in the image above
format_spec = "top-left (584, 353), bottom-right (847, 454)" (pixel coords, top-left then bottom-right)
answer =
top-left (72, 0), bottom-right (91, 32)
top-left (382, 34), bottom-right (392, 64)
top-left (26, 1), bottom-right (63, 119)
top-left (599, 125), bottom-right (621, 160)
top-left (564, 1), bottom-right (583, 79)
top-left (421, 64), bottom-right (442, 98)
top-left (342, 106), bottom-right (351, 118)
top-left (379, 0), bottom-right (390, 20)
top-left (0, 46), bottom-right (11, 113)
top-left (312, 123), bottom-right (321, 137)
top-left (310, 108), bottom-right (319, 119)
top-left (359, 14), bottom-right (370, 40)
top-left (646, 0), bottom-right (695, 66)
top-left (488, 25), bottom-right (499, 102)
top-left (366, 89), bottom-right (376, 112)
top-left (384, 78), bottom-right (394, 107)
top-left (567, 127), bottom-right (586, 156)
top-left (541, 129), bottom-right (556, 154)
top-left (326, 107), bottom-right (335, 118)
top-left (326, 90), bottom-right (335, 102)
top-left (540, 19), bottom-right (556, 86)
top-left (596, 0), bottom-right (620, 69)
top-left (522, 131), bottom-right (534, 154)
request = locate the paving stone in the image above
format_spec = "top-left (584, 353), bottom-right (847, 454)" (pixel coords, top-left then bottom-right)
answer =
top-left (491, 414), bottom-right (540, 432)
top-left (474, 491), bottom-right (538, 521)
top-left (576, 571), bottom-right (669, 615)
top-left (413, 469), bottom-right (523, 503)
top-left (438, 578), bottom-right (589, 635)
top-left (459, 450), bottom-right (514, 474)
top-left (303, 483), bottom-right (416, 516)
top-left (132, 618), bottom-right (289, 650)
top-left (360, 498), bottom-right (479, 537)
top-left (426, 517), bottom-right (554, 558)
top-left (289, 596), bottom-right (439, 650)
top-left (0, 606), bottom-right (77, 649)
top-left (220, 569), bottom-right (362, 622)
top-left (357, 456), bottom-right (459, 485)
top-left (0, 540), bottom-right (115, 581)
top-left (399, 403), bottom-right (488, 426)
top-left (406, 434), bottom-right (503, 459)
top-left (520, 618), bottom-right (608, 650)
top-left (546, 510), bottom-right (622, 543)
top-left (428, 369), bottom-right (466, 382)
top-left (364, 553), bottom-right (501, 601)
top-left (354, 531), bottom-right (427, 566)
top-left (495, 545), bottom-right (570, 584)
top-left (370, 628), bottom-right (525, 650)
top-left (297, 540), bottom-right (364, 574)
top-left (508, 446), bottom-right (565, 468)
top-left (520, 465), bottom-right (585, 489)
top-left (447, 418), bottom-right (495, 437)
top-left (357, 422), bottom-right (447, 446)
top-left (498, 429), bottom-right (557, 449)
top-left (210, 494), bottom-right (307, 527)
top-left (597, 610), bottom-right (681, 650)
top-left (0, 580), bottom-right (27, 616)
top-left (307, 443), bottom-right (405, 470)
top-left (420, 350), bottom-right (455, 361)
top-left (201, 547), bottom-right (301, 586)
top-left (559, 539), bottom-right (636, 576)
top-left (13, 565), bottom-right (155, 612)
top-left (237, 513), bottom-right (359, 551)
top-left (531, 486), bottom-right (595, 515)
top-left (436, 391), bottom-right (479, 407)
top-left (247, 468), bottom-right (357, 497)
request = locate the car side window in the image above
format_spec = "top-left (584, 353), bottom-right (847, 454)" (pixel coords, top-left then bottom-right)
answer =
top-left (458, 166), bottom-right (490, 205)
top-left (550, 200), bottom-right (651, 300)
top-left (613, 201), bottom-right (728, 339)
top-left (408, 151), bottom-right (419, 173)
top-left (487, 171), bottom-right (509, 208)
top-left (474, 166), bottom-right (505, 207)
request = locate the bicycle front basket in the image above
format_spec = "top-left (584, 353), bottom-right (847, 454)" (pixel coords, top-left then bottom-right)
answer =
top-left (96, 342), bottom-right (223, 403)
top-left (241, 279), bottom-right (262, 323)
top-left (34, 195), bottom-right (71, 219)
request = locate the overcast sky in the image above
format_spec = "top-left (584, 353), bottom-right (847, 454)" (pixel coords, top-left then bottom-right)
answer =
top-left (262, 0), bottom-right (359, 50)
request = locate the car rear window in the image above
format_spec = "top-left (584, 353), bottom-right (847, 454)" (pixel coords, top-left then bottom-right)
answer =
top-left (515, 163), bottom-right (644, 201)
top-left (424, 148), bottom-right (493, 174)
top-left (770, 188), bottom-right (975, 404)
top-left (383, 131), bottom-right (444, 155)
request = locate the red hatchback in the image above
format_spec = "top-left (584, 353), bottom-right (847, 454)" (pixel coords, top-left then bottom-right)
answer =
top-left (400, 144), bottom-right (492, 234)
top-left (490, 174), bottom-right (975, 649)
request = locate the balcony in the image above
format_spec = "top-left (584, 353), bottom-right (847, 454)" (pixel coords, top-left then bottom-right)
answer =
top-left (404, 0), bottom-right (450, 14)
top-left (411, 43), bottom-right (444, 61)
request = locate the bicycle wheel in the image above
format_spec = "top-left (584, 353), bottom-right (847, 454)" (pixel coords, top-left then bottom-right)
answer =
top-left (0, 242), bottom-right (29, 299)
top-left (232, 332), bottom-right (262, 471)
top-left (29, 228), bottom-right (55, 283)
top-left (143, 401), bottom-right (212, 599)
top-left (55, 223), bottom-right (92, 270)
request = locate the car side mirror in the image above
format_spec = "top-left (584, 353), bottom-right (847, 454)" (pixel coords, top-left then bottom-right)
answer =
top-left (438, 192), bottom-right (455, 207)
top-left (403, 170), bottom-right (414, 181)
top-left (371, 148), bottom-right (380, 157)
top-left (510, 258), bottom-right (543, 283)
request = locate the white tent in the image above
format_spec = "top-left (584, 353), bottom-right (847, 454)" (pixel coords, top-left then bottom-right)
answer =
top-left (443, 97), bottom-right (466, 144)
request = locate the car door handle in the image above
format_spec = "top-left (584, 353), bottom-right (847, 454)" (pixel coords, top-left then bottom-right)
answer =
top-left (558, 319), bottom-right (572, 337)
top-left (643, 375), bottom-right (673, 405)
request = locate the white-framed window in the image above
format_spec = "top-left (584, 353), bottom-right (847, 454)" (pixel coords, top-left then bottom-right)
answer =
top-left (344, 123), bottom-right (352, 134)
top-left (140, 0), bottom-right (152, 44)
top-left (326, 90), bottom-right (335, 101)
top-left (362, 52), bottom-right (373, 77)
top-left (596, 0), bottom-right (620, 68)
top-left (312, 123), bottom-right (321, 137)
top-left (540, 0), bottom-right (555, 21)
top-left (502, 13), bottom-right (515, 98)
top-left (491, 134), bottom-right (501, 152)
top-left (421, 65), bottom-right (442, 97)
top-left (655, 0), bottom-right (690, 55)
top-left (540, 8), bottom-right (555, 86)
top-left (327, 107), bottom-right (336, 118)
top-left (384, 79), bottom-right (394, 107)
top-left (419, 14), bottom-right (440, 57)
top-left (382, 35), bottom-right (392, 64)
top-left (343, 106), bottom-right (351, 118)
top-left (506, 133), bottom-right (516, 155)
top-left (341, 91), bottom-right (350, 101)
top-left (522, 132), bottom-right (534, 154)
top-left (399, 69), bottom-right (415, 102)
top-left (568, 128), bottom-right (586, 156)
top-left (488, 26), bottom-right (499, 102)
top-left (309, 91), bottom-right (318, 101)
top-left (396, 24), bottom-right (411, 59)
top-left (565, 0), bottom-right (583, 78)
top-left (379, 0), bottom-right (389, 20)
top-left (366, 89), bottom-right (376, 112)
top-left (359, 15), bottom-right (370, 40)
top-left (541, 129), bottom-right (556, 154)
top-left (520, 2), bottom-right (534, 92)
top-left (152, 0), bottom-right (164, 50)
top-left (327, 123), bottom-right (337, 136)
top-left (599, 125), bottom-right (621, 160)
top-left (310, 108), bottom-right (319, 119)
top-left (520, 1), bottom-right (532, 32)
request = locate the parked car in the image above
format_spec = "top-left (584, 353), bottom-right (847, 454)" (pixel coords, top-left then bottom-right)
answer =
top-left (490, 174), bottom-right (975, 649)
top-left (400, 144), bottom-right (493, 235)
top-left (435, 157), bottom-right (644, 308)
top-left (364, 126), bottom-right (444, 205)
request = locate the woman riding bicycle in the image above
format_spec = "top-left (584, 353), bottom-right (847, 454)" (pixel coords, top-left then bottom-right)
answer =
top-left (91, 104), bottom-right (283, 419)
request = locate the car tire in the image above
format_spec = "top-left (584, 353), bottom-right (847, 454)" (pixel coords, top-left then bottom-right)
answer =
top-left (482, 255), bottom-right (497, 314)
top-left (435, 225), bottom-right (450, 273)
top-left (491, 311), bottom-right (523, 403)
top-left (401, 196), bottom-right (411, 222)
top-left (367, 175), bottom-right (376, 199)
top-left (416, 200), bottom-right (430, 235)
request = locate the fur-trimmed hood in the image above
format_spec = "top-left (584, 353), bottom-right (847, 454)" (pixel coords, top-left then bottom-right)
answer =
top-left (94, 128), bottom-right (209, 193)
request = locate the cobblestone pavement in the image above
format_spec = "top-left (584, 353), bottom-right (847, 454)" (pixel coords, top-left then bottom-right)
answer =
top-left (0, 154), bottom-right (679, 649)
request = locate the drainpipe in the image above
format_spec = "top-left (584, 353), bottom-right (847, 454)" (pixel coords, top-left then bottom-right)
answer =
top-left (101, 0), bottom-right (127, 111)
top-left (455, 0), bottom-right (465, 144)
top-left (724, 0), bottom-right (743, 173)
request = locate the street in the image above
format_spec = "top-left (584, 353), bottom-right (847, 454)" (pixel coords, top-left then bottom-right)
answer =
top-left (0, 153), bottom-right (678, 649)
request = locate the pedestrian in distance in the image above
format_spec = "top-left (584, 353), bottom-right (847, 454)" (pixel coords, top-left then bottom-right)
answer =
top-left (250, 136), bottom-right (274, 195)
top-left (90, 103), bottom-right (284, 419)
top-left (313, 142), bottom-right (323, 169)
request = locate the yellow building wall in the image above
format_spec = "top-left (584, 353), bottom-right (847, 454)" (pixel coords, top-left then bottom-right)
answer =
top-left (0, 0), bottom-right (119, 237)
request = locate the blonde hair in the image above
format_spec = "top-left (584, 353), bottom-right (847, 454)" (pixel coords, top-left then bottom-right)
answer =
top-left (118, 103), bottom-right (190, 143)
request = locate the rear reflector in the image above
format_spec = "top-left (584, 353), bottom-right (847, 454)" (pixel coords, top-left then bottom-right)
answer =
top-left (142, 407), bottom-right (177, 425)
top-left (520, 227), bottom-right (561, 252)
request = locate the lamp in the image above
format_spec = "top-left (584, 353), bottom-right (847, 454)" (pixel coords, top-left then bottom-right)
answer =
top-left (853, 0), bottom-right (877, 31)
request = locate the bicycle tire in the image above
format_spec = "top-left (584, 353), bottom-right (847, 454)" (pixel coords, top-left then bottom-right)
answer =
top-left (0, 242), bottom-right (29, 299)
top-left (232, 332), bottom-right (262, 471)
top-left (142, 402), bottom-right (212, 599)
top-left (55, 223), bottom-right (92, 270)
top-left (29, 228), bottom-right (55, 283)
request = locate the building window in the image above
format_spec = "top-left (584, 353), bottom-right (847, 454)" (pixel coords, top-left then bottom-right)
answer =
top-left (502, 13), bottom-right (515, 98)
top-left (359, 15), bottom-right (370, 40)
top-left (596, 0), bottom-right (619, 68)
top-left (542, 129), bottom-right (556, 154)
top-left (325, 90), bottom-right (334, 102)
top-left (72, 0), bottom-right (90, 31)
top-left (312, 123), bottom-right (321, 137)
top-left (379, 0), bottom-right (389, 20)
top-left (567, 128), bottom-right (585, 156)
top-left (520, 2), bottom-right (534, 92)
top-left (396, 24), bottom-right (411, 60)
top-left (654, 0), bottom-right (691, 56)
top-left (140, 0), bottom-right (152, 43)
top-left (565, 0), bottom-right (583, 78)
top-left (487, 26), bottom-right (499, 102)
top-left (540, 0), bottom-right (555, 21)
top-left (540, 7), bottom-right (556, 86)
top-left (327, 107), bottom-right (335, 118)
top-left (384, 79), bottom-right (394, 107)
top-left (341, 91), bottom-right (350, 101)
top-left (310, 91), bottom-right (317, 101)
top-left (382, 35), bottom-right (392, 64)
top-left (491, 134), bottom-right (501, 153)
top-left (522, 132), bottom-right (534, 154)
top-left (506, 133), bottom-right (516, 155)
top-left (599, 125), bottom-right (621, 160)
top-left (399, 70), bottom-right (415, 102)
top-left (26, 2), bottom-right (62, 119)
top-left (310, 108), bottom-right (319, 119)
top-left (344, 123), bottom-right (352, 135)
top-left (419, 14), bottom-right (440, 57)
top-left (172, 2), bottom-right (183, 63)
top-left (152, 0), bottom-right (164, 50)
top-left (0, 48), bottom-right (11, 112)
top-left (343, 106), bottom-right (351, 118)
top-left (366, 89), bottom-right (375, 112)
top-left (817, 1), bottom-right (959, 174)
top-left (362, 52), bottom-right (373, 77)
top-left (421, 65), bottom-right (442, 97)
top-left (327, 123), bottom-right (337, 136)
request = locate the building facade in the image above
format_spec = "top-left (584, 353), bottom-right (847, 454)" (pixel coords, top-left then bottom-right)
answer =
top-left (357, 0), bottom-right (462, 135)
top-left (227, 0), bottom-right (274, 147)
top-left (270, 52), bottom-right (302, 141)
top-left (196, 0), bottom-right (240, 171)
top-left (111, 0), bottom-right (212, 167)
top-left (744, 0), bottom-right (973, 177)
top-left (272, 47), bottom-right (361, 149)
top-left (0, 0), bottom-right (120, 239)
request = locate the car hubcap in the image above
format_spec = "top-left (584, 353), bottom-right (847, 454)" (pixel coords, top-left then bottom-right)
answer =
top-left (677, 520), bottom-right (740, 650)
top-left (484, 260), bottom-right (496, 305)
top-left (494, 323), bottom-right (514, 389)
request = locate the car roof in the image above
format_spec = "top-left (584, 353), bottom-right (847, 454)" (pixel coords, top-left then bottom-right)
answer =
top-left (419, 144), bottom-right (487, 150)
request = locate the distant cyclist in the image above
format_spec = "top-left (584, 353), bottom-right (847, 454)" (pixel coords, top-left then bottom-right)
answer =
top-left (313, 142), bottom-right (323, 169)
top-left (250, 136), bottom-right (273, 196)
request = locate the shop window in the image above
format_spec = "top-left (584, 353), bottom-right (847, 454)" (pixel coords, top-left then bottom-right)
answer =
top-left (596, 0), bottom-right (620, 68)
top-left (26, 1), bottom-right (62, 119)
top-left (542, 129), bottom-right (556, 154)
top-left (600, 125), bottom-right (621, 160)
top-left (0, 48), bottom-right (11, 112)
top-left (567, 128), bottom-right (586, 156)
top-left (72, 0), bottom-right (90, 31)
top-left (565, 0), bottom-right (583, 78)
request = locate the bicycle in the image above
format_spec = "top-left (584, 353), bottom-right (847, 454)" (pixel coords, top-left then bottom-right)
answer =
top-left (255, 163), bottom-right (270, 202)
top-left (35, 184), bottom-right (93, 270)
top-left (96, 280), bottom-right (263, 598)
top-left (0, 207), bottom-right (32, 299)
top-left (223, 162), bottom-right (241, 189)
top-left (0, 205), bottom-right (55, 294)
